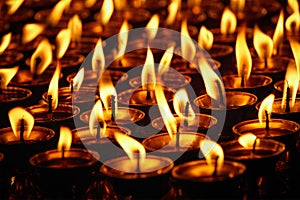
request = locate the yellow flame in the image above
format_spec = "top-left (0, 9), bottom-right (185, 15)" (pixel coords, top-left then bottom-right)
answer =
top-left (230, 0), bottom-right (245, 12)
top-left (30, 38), bottom-right (52, 76)
top-left (155, 84), bottom-right (177, 139)
top-left (85, 0), bottom-right (97, 8)
top-left (272, 10), bottom-right (284, 55)
top-left (158, 46), bottom-right (175, 75)
top-left (68, 14), bottom-right (82, 43)
top-left (115, 20), bottom-right (129, 59)
top-left (8, 107), bottom-right (34, 139)
top-left (146, 14), bottom-right (160, 41)
top-left (141, 47), bottom-right (155, 91)
top-left (0, 32), bottom-right (12, 55)
top-left (288, 0), bottom-right (299, 13)
top-left (99, 71), bottom-right (118, 112)
top-left (98, 0), bottom-right (114, 25)
top-left (47, 64), bottom-right (61, 110)
top-left (258, 94), bottom-right (275, 123)
top-left (73, 68), bottom-right (84, 92)
top-left (290, 39), bottom-right (300, 76)
top-left (236, 25), bottom-right (252, 80)
top-left (57, 126), bottom-right (72, 151)
top-left (165, 0), bottom-right (181, 25)
top-left (114, 0), bottom-right (127, 11)
top-left (115, 132), bottom-right (146, 161)
top-left (173, 88), bottom-right (195, 122)
top-left (22, 23), bottom-right (45, 44)
top-left (0, 66), bottom-right (19, 89)
top-left (253, 25), bottom-right (273, 60)
top-left (56, 28), bottom-right (71, 59)
top-left (198, 26), bottom-right (213, 50)
top-left (47, 0), bottom-right (72, 27)
top-left (6, 0), bottom-right (24, 15)
top-left (92, 39), bottom-right (105, 75)
top-left (220, 7), bottom-right (237, 35)
top-left (181, 19), bottom-right (196, 62)
top-left (282, 62), bottom-right (299, 109)
top-left (286, 11), bottom-right (300, 33)
top-left (238, 133), bottom-right (260, 148)
top-left (200, 140), bottom-right (224, 172)
top-left (89, 100), bottom-right (107, 138)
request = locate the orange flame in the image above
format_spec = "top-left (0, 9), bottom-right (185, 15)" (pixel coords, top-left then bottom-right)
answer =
top-left (165, 0), bottom-right (181, 25)
top-left (114, 0), bottom-right (127, 11)
top-left (98, 0), bottom-right (114, 25)
top-left (6, 0), bottom-right (24, 15)
top-left (282, 62), bottom-right (299, 109)
top-left (99, 71), bottom-right (118, 112)
top-left (200, 140), bottom-right (224, 172)
top-left (158, 45), bottom-right (175, 75)
top-left (56, 28), bottom-right (71, 59)
top-left (47, 0), bottom-right (72, 27)
top-left (258, 94), bottom-right (275, 123)
top-left (288, 0), bottom-right (299, 13)
top-left (47, 64), bottom-right (61, 110)
top-left (146, 14), bottom-right (160, 41)
top-left (57, 126), bottom-right (72, 151)
top-left (290, 39), bottom-right (300, 76)
top-left (30, 38), bottom-right (52, 76)
top-left (220, 7), bottom-right (237, 35)
top-left (141, 47), bottom-right (155, 91)
top-left (0, 32), bottom-right (12, 55)
top-left (198, 26), bottom-right (213, 50)
top-left (286, 9), bottom-right (300, 33)
top-left (22, 23), bottom-right (45, 44)
top-left (68, 14), bottom-right (82, 43)
top-left (89, 100), bottom-right (107, 138)
top-left (85, 0), bottom-right (97, 8)
top-left (236, 25), bottom-right (252, 80)
top-left (115, 20), bottom-right (129, 59)
top-left (181, 19), bottom-right (196, 62)
top-left (173, 88), bottom-right (195, 122)
top-left (238, 133), bottom-right (260, 148)
top-left (8, 107), bottom-right (34, 139)
top-left (72, 68), bottom-right (84, 92)
top-left (92, 39), bottom-right (105, 75)
top-left (253, 25), bottom-right (273, 61)
top-left (272, 10), bottom-right (284, 55)
top-left (0, 66), bottom-right (19, 89)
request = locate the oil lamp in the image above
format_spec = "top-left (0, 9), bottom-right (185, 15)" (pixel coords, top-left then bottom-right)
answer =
top-left (100, 133), bottom-right (174, 199)
top-left (29, 126), bottom-right (99, 198)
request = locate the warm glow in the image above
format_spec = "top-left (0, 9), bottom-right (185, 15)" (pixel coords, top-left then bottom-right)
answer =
top-left (253, 25), bottom-right (273, 60)
top-left (30, 38), bottom-right (52, 76)
top-left (141, 48), bottom-right (156, 91)
top-left (181, 19), bottom-right (196, 63)
top-left (187, 0), bottom-right (201, 7)
top-left (258, 94), bottom-right (275, 123)
top-left (155, 84), bottom-right (177, 138)
top-left (198, 26), bottom-right (213, 50)
top-left (85, 0), bottom-right (97, 8)
top-left (47, 64), bottom-right (61, 110)
top-left (290, 39), bottom-right (300, 76)
top-left (200, 140), bottom-right (224, 172)
top-left (8, 107), bottom-right (34, 139)
top-left (0, 32), bottom-right (12, 54)
top-left (238, 133), bottom-right (260, 148)
top-left (22, 23), bottom-right (45, 44)
top-left (114, 0), bottom-right (127, 11)
top-left (115, 132), bottom-right (146, 161)
top-left (57, 126), bottom-right (72, 151)
top-left (272, 10), bottom-right (284, 55)
top-left (236, 26), bottom-right (252, 80)
top-left (89, 100), bottom-right (107, 138)
top-left (220, 7), bottom-right (237, 35)
top-left (92, 39), bottom-right (105, 75)
top-left (165, 0), bottom-right (181, 25)
top-left (230, 0), bottom-right (245, 12)
top-left (285, 11), bottom-right (300, 33)
top-left (72, 68), bottom-right (84, 92)
top-left (288, 0), bottom-right (299, 13)
top-left (68, 14), bottom-right (82, 43)
top-left (47, 0), bottom-right (71, 27)
top-left (146, 14), bottom-right (160, 41)
top-left (173, 88), bottom-right (195, 122)
top-left (115, 20), bottom-right (129, 59)
top-left (99, 71), bottom-right (118, 112)
top-left (282, 62), bottom-right (299, 108)
top-left (6, 0), bottom-right (24, 15)
top-left (0, 66), bottom-right (19, 89)
top-left (158, 45), bottom-right (175, 75)
top-left (56, 28), bottom-right (71, 59)
top-left (98, 0), bottom-right (114, 25)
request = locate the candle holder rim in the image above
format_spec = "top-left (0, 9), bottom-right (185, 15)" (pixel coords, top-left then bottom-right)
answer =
top-left (0, 86), bottom-right (32, 103)
top-left (255, 97), bottom-right (300, 111)
top-left (274, 80), bottom-right (300, 94)
top-left (252, 57), bottom-right (293, 73)
top-left (222, 74), bottom-right (273, 89)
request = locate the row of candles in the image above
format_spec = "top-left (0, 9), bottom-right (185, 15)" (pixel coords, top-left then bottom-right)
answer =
top-left (1, 0), bottom-right (300, 199)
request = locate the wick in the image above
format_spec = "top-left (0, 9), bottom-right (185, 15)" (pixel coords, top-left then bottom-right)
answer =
top-left (285, 81), bottom-right (291, 113)
top-left (146, 88), bottom-right (151, 101)
top-left (96, 120), bottom-right (104, 140)
top-left (213, 156), bottom-right (219, 177)
top-left (184, 102), bottom-right (189, 127)
top-left (135, 150), bottom-right (141, 173)
top-left (33, 57), bottom-right (41, 80)
top-left (252, 138), bottom-right (258, 154)
top-left (118, 59), bottom-right (123, 67)
top-left (241, 76), bottom-right (245, 88)
top-left (111, 95), bottom-right (116, 121)
top-left (265, 110), bottom-right (270, 131)
top-left (264, 57), bottom-right (268, 69)
top-left (186, 61), bottom-right (190, 69)
top-left (215, 80), bottom-right (225, 108)
top-left (70, 80), bottom-right (74, 93)
top-left (175, 124), bottom-right (180, 150)
top-left (47, 95), bottom-right (53, 119)
top-left (20, 118), bottom-right (25, 143)
top-left (62, 146), bottom-right (65, 159)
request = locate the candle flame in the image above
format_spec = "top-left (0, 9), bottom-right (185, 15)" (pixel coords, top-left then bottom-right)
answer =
top-left (198, 26), bottom-right (213, 50)
top-left (0, 32), bottom-right (12, 55)
top-left (8, 107), bottom-right (34, 139)
top-left (6, 0), bottom-right (24, 15)
top-left (98, 0), bottom-right (114, 25)
top-left (115, 20), bottom-right (129, 59)
top-left (285, 10), bottom-right (300, 33)
top-left (200, 140), bottom-right (224, 172)
top-left (47, 63), bottom-right (61, 110)
top-left (56, 28), bottom-right (71, 59)
top-left (173, 88), bottom-right (195, 122)
top-left (30, 38), bottom-right (52, 76)
top-left (253, 25), bottom-right (273, 61)
top-left (158, 45), bottom-right (174, 75)
top-left (236, 25), bottom-right (252, 80)
top-left (89, 100), bottom-right (107, 138)
top-left (282, 62), bottom-right (299, 109)
top-left (230, 0), bottom-right (245, 12)
top-left (141, 47), bottom-right (156, 91)
top-left (0, 66), bottom-right (19, 89)
top-left (72, 68), bottom-right (84, 92)
top-left (181, 19), bottom-right (196, 63)
top-left (146, 14), bottom-right (160, 41)
top-left (22, 23), bottom-right (45, 44)
top-left (165, 0), bottom-right (181, 25)
top-left (92, 39), bottom-right (105, 75)
top-left (85, 0), bottom-right (97, 8)
top-left (220, 7), bottom-right (237, 35)
top-left (155, 84), bottom-right (177, 139)
top-left (258, 94), bottom-right (275, 123)
top-left (99, 71), bottom-right (118, 112)
top-left (57, 126), bottom-right (72, 151)
top-left (289, 39), bottom-right (300, 76)
top-left (114, 0), bottom-right (127, 10)
top-left (47, 0), bottom-right (71, 27)
top-left (68, 14), bottom-right (82, 43)
top-left (272, 10), bottom-right (284, 55)
top-left (288, 0), bottom-right (299, 13)
top-left (238, 133), bottom-right (260, 148)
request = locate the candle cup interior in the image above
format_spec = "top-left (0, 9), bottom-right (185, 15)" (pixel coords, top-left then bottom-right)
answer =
top-left (274, 80), bottom-right (300, 96)
top-left (0, 86), bottom-right (32, 103)
top-left (207, 44), bottom-right (234, 59)
top-left (108, 53), bottom-right (146, 71)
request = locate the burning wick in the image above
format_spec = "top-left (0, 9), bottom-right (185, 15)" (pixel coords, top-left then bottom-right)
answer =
top-left (186, 61), bottom-right (191, 69)
top-left (62, 146), bottom-right (65, 160)
top-left (96, 120), bottom-right (104, 140)
top-left (146, 74), bottom-right (152, 101)
top-left (47, 95), bottom-right (53, 119)
top-left (252, 138), bottom-right (258, 154)
top-left (285, 81), bottom-right (291, 113)
top-left (20, 118), bottom-right (25, 143)
top-left (184, 102), bottom-right (189, 127)
top-left (70, 80), bottom-right (74, 93)
top-left (264, 57), bottom-right (268, 69)
top-left (175, 124), bottom-right (180, 150)
top-left (213, 156), bottom-right (219, 177)
top-left (111, 95), bottom-right (116, 121)
top-left (135, 150), bottom-right (141, 173)
top-left (215, 80), bottom-right (225, 108)
top-left (33, 58), bottom-right (41, 80)
top-left (265, 110), bottom-right (270, 131)
top-left (241, 75), bottom-right (246, 88)
top-left (118, 58), bottom-right (123, 67)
